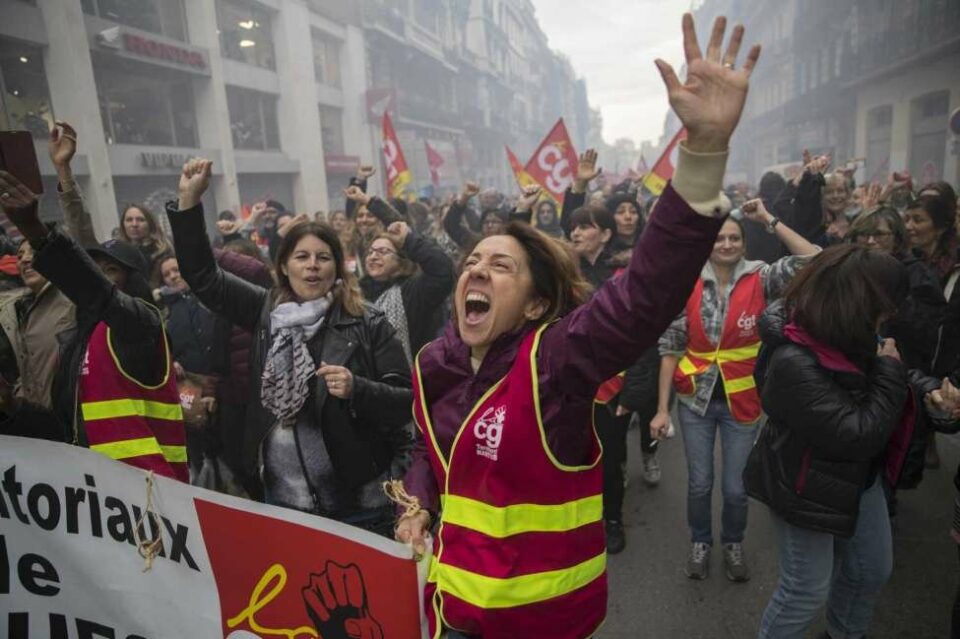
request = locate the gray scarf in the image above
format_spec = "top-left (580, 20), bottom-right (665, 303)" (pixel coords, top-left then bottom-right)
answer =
top-left (261, 295), bottom-right (331, 422)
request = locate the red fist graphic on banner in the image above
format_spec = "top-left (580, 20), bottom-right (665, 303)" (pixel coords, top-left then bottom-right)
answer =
top-left (303, 561), bottom-right (384, 639)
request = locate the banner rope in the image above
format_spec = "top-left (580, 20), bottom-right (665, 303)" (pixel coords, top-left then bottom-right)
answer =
top-left (382, 479), bottom-right (422, 520)
top-left (132, 471), bottom-right (165, 572)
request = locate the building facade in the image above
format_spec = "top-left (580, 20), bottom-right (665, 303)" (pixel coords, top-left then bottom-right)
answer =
top-left (1, 0), bottom-right (589, 237)
top-left (691, 0), bottom-right (960, 188)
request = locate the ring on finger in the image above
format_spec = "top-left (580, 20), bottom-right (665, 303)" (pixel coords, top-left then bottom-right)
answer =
top-left (722, 62), bottom-right (735, 69)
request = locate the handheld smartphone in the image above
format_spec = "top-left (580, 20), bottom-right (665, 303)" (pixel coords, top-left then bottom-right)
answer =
top-left (0, 130), bottom-right (43, 195)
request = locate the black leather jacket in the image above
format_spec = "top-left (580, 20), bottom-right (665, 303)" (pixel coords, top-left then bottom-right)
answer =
top-left (167, 202), bottom-right (413, 495)
top-left (744, 303), bottom-right (907, 537)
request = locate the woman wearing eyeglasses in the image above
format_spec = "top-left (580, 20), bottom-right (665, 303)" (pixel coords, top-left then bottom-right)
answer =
top-left (361, 218), bottom-right (456, 365)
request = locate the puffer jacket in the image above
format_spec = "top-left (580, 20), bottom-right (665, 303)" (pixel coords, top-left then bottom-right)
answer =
top-left (167, 201), bottom-right (413, 496)
top-left (744, 302), bottom-right (908, 537)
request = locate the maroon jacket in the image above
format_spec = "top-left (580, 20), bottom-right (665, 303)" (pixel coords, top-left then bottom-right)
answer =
top-left (213, 249), bottom-right (274, 404)
top-left (404, 185), bottom-right (724, 513)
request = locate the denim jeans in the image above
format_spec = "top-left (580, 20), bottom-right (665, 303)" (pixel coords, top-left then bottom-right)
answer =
top-left (758, 478), bottom-right (893, 639)
top-left (677, 399), bottom-right (757, 545)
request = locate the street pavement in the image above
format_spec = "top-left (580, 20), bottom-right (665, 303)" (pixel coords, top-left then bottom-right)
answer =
top-left (597, 426), bottom-right (958, 639)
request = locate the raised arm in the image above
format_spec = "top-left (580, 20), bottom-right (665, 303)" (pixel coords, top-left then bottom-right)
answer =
top-left (742, 198), bottom-right (819, 257)
top-left (540, 13), bottom-right (761, 394)
top-left (443, 182), bottom-right (482, 250)
top-left (511, 184), bottom-right (544, 226)
top-left (560, 150), bottom-right (599, 239)
top-left (49, 121), bottom-right (99, 246)
top-left (388, 221), bottom-right (455, 309)
top-left (166, 159), bottom-right (269, 332)
top-left (0, 170), bottom-right (163, 385)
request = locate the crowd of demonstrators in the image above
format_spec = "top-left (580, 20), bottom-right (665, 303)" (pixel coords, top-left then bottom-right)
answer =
top-left (1, 11), bottom-right (960, 639)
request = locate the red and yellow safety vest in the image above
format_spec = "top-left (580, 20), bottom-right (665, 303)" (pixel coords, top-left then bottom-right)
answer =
top-left (414, 325), bottom-right (607, 639)
top-left (673, 272), bottom-right (765, 424)
top-left (78, 320), bottom-right (188, 481)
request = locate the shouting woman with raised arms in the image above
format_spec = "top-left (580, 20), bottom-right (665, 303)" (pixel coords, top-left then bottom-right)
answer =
top-left (394, 14), bottom-right (761, 639)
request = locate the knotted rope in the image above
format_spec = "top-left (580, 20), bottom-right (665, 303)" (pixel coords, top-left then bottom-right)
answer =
top-left (132, 471), bottom-right (165, 572)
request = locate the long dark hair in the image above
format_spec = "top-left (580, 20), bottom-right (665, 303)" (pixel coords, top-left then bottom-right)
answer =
top-left (784, 244), bottom-right (907, 361)
top-left (273, 222), bottom-right (365, 315)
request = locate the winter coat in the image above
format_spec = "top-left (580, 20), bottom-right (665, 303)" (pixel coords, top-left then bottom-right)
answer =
top-left (744, 302), bottom-right (909, 537)
top-left (161, 287), bottom-right (224, 376)
top-left (167, 201), bottom-right (414, 494)
top-left (360, 231), bottom-right (455, 357)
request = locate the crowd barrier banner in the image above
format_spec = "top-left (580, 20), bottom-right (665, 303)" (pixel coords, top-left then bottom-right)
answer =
top-left (0, 435), bottom-right (425, 639)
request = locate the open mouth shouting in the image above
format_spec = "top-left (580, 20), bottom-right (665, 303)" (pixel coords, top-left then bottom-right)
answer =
top-left (464, 290), bottom-right (492, 326)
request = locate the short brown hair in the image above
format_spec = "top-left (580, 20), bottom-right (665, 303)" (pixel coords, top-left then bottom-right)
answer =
top-left (502, 222), bottom-right (591, 323)
top-left (848, 206), bottom-right (908, 255)
top-left (784, 244), bottom-right (907, 360)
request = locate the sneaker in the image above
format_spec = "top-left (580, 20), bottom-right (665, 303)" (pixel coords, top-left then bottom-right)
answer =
top-left (605, 520), bottom-right (626, 555)
top-left (722, 543), bottom-right (750, 582)
top-left (685, 542), bottom-right (710, 579)
top-left (641, 452), bottom-right (661, 487)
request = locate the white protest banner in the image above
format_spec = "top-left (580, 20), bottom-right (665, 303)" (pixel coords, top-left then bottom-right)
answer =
top-left (0, 435), bottom-right (425, 638)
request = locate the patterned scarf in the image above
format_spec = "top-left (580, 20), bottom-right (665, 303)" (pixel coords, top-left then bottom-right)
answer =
top-left (261, 295), bottom-right (331, 422)
top-left (375, 284), bottom-right (412, 365)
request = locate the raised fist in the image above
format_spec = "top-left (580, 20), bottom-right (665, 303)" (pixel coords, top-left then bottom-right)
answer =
top-left (357, 165), bottom-right (376, 180)
top-left (302, 561), bottom-right (383, 639)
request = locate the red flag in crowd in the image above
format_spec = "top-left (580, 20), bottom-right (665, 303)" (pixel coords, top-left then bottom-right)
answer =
top-left (642, 128), bottom-right (687, 195)
top-left (524, 118), bottom-right (578, 203)
top-left (505, 146), bottom-right (540, 190)
top-left (425, 141), bottom-right (444, 188)
top-left (381, 111), bottom-right (412, 198)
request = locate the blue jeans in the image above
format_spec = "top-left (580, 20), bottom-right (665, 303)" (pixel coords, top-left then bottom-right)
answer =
top-left (678, 399), bottom-right (757, 545)
top-left (758, 478), bottom-right (893, 639)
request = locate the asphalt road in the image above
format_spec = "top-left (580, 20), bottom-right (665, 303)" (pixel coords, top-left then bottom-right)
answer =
top-left (597, 427), bottom-right (958, 639)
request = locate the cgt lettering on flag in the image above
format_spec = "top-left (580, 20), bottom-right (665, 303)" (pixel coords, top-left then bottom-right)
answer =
top-left (524, 118), bottom-right (578, 203)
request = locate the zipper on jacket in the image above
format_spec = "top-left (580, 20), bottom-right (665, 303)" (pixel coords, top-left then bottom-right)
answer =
top-left (794, 447), bottom-right (813, 495)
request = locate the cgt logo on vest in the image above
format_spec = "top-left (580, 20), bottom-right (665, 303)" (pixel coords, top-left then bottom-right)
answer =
top-left (473, 406), bottom-right (506, 461)
top-left (736, 311), bottom-right (757, 338)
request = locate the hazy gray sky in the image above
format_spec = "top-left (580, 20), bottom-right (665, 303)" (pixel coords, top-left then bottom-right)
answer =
top-left (531, 1), bottom-right (690, 146)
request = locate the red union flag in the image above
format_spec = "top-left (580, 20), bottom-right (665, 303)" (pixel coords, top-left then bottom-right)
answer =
top-left (524, 118), bottom-right (578, 202)
top-left (425, 140), bottom-right (444, 187)
top-left (505, 145), bottom-right (539, 190)
top-left (642, 128), bottom-right (687, 195)
top-left (382, 112), bottom-right (412, 198)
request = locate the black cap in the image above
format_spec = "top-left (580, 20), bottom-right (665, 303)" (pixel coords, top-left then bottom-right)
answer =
top-left (264, 199), bottom-right (287, 213)
top-left (86, 239), bottom-right (150, 278)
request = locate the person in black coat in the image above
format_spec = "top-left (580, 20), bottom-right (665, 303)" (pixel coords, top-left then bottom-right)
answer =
top-left (746, 245), bottom-right (958, 639)
top-left (359, 220), bottom-right (454, 364)
top-left (167, 159), bottom-right (413, 536)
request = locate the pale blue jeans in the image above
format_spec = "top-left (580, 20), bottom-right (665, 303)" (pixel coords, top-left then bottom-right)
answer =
top-left (758, 478), bottom-right (893, 639)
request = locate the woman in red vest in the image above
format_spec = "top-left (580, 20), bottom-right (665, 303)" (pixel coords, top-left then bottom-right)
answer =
top-left (650, 199), bottom-right (819, 583)
top-left (395, 14), bottom-right (761, 638)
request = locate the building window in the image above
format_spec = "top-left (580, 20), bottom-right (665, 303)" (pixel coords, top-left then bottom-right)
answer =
top-left (312, 31), bottom-right (341, 87)
top-left (96, 67), bottom-right (197, 147)
top-left (865, 105), bottom-right (892, 181)
top-left (81, 0), bottom-right (188, 41)
top-left (318, 105), bottom-right (344, 155)
top-left (0, 41), bottom-right (54, 139)
top-left (909, 90), bottom-right (949, 183)
top-left (227, 86), bottom-right (280, 150)
top-left (217, 0), bottom-right (276, 70)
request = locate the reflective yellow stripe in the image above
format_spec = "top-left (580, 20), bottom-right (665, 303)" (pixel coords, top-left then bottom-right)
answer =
top-left (678, 355), bottom-right (702, 376)
top-left (724, 375), bottom-right (757, 394)
top-left (90, 437), bottom-right (162, 460)
top-left (432, 552), bottom-right (606, 609)
top-left (160, 445), bottom-right (188, 463)
top-left (688, 343), bottom-right (760, 364)
top-left (90, 437), bottom-right (186, 463)
top-left (440, 494), bottom-right (602, 538)
top-left (81, 399), bottom-right (183, 422)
